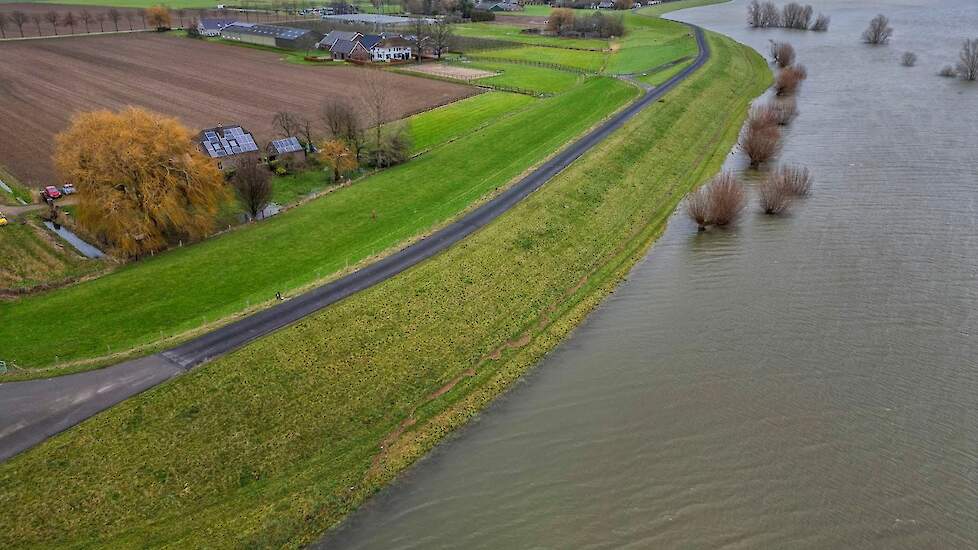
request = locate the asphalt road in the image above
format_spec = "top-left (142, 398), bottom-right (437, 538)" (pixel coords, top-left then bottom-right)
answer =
top-left (0, 25), bottom-right (709, 463)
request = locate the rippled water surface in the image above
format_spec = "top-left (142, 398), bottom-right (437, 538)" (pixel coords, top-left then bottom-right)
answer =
top-left (322, 1), bottom-right (978, 547)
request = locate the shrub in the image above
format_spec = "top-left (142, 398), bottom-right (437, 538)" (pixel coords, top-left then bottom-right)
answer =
top-left (685, 172), bottom-right (746, 229)
top-left (186, 25), bottom-right (202, 39)
top-left (810, 13), bottom-right (830, 31)
top-left (774, 64), bottom-right (807, 96)
top-left (957, 38), bottom-right (978, 81)
top-left (938, 65), bottom-right (957, 78)
top-left (707, 172), bottom-right (747, 226)
top-left (770, 41), bottom-right (796, 68)
top-left (740, 122), bottom-right (782, 167)
top-left (470, 9), bottom-right (495, 22)
top-left (748, 103), bottom-right (780, 130)
top-left (862, 14), bottom-right (892, 45)
top-left (778, 164), bottom-right (813, 196)
top-left (369, 124), bottom-right (412, 168)
top-left (771, 97), bottom-right (798, 125)
top-left (781, 3), bottom-right (813, 30)
top-left (685, 187), bottom-right (711, 231)
top-left (901, 51), bottom-right (917, 67)
top-left (758, 171), bottom-right (793, 214)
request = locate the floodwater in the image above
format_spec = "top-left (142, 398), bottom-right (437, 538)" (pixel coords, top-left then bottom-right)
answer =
top-left (321, 1), bottom-right (978, 548)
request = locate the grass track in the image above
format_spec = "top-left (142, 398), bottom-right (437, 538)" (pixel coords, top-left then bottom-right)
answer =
top-left (0, 78), bottom-right (635, 374)
top-left (0, 30), bottom-right (771, 548)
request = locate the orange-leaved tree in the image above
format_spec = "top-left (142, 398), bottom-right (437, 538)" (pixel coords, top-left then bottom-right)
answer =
top-left (146, 5), bottom-right (171, 30)
top-left (318, 139), bottom-right (358, 182)
top-left (54, 107), bottom-right (228, 258)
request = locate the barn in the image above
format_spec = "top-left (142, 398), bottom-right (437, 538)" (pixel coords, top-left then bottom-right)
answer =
top-left (220, 23), bottom-right (322, 50)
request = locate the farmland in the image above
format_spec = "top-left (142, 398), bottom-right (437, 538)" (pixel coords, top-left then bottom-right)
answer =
top-left (0, 30), bottom-right (771, 548)
top-left (0, 32), bottom-right (476, 186)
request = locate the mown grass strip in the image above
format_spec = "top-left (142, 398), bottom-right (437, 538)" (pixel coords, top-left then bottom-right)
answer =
top-left (469, 45), bottom-right (607, 72)
top-left (0, 77), bottom-right (636, 374)
top-left (0, 31), bottom-right (770, 548)
top-left (465, 60), bottom-right (584, 95)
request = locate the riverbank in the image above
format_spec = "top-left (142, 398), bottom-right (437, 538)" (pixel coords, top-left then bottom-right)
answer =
top-left (0, 27), bottom-right (770, 547)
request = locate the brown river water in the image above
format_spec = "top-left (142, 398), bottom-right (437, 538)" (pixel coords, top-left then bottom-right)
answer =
top-left (320, 1), bottom-right (978, 547)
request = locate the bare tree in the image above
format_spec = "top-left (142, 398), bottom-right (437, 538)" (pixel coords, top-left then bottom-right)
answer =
top-left (770, 41), bottom-right (795, 68)
top-left (0, 13), bottom-right (9, 38)
top-left (758, 171), bottom-right (792, 214)
top-left (685, 186), bottom-right (711, 231)
top-left (686, 172), bottom-right (746, 229)
top-left (708, 172), bottom-right (747, 226)
top-left (360, 74), bottom-right (390, 166)
top-left (771, 97), bottom-right (798, 125)
top-left (61, 12), bottom-right (78, 34)
top-left (810, 13), bottom-right (829, 31)
top-left (321, 98), bottom-right (365, 161)
top-left (430, 18), bottom-right (454, 59)
top-left (139, 8), bottom-right (148, 29)
top-left (125, 11), bottom-right (136, 30)
top-left (95, 11), bottom-right (106, 32)
top-left (176, 8), bottom-right (186, 28)
top-left (862, 14), bottom-right (892, 45)
top-left (759, 1), bottom-right (781, 28)
top-left (778, 165), bottom-right (813, 196)
top-left (272, 111), bottom-right (302, 138)
top-left (44, 11), bottom-right (59, 35)
top-left (746, 0), bottom-right (763, 28)
top-left (411, 15), bottom-right (429, 63)
top-left (740, 121), bottom-right (782, 167)
top-left (774, 64), bottom-right (807, 96)
top-left (956, 38), bottom-right (978, 81)
top-left (232, 153), bottom-right (273, 219)
top-left (29, 13), bottom-right (42, 36)
top-left (108, 8), bottom-right (121, 31)
top-left (781, 3), bottom-right (812, 30)
top-left (901, 51), bottom-right (917, 67)
top-left (79, 10), bottom-right (93, 33)
top-left (748, 103), bottom-right (780, 130)
top-left (10, 10), bottom-right (28, 37)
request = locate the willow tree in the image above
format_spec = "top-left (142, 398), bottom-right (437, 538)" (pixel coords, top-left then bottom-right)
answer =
top-left (54, 107), bottom-right (228, 258)
top-left (146, 5), bottom-right (171, 30)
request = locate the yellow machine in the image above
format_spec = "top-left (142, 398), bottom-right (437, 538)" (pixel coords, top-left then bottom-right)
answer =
top-left (0, 211), bottom-right (8, 226)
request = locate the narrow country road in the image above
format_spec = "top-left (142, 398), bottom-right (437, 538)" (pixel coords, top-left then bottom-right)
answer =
top-left (0, 25), bottom-right (710, 463)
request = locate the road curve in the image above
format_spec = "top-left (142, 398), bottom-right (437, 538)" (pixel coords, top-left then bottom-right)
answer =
top-left (0, 25), bottom-right (710, 463)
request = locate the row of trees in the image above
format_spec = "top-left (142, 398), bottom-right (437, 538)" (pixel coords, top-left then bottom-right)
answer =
top-left (0, 6), bottom-right (173, 38)
top-left (747, 1), bottom-right (829, 32)
top-left (685, 40), bottom-right (815, 231)
top-left (547, 9), bottom-right (625, 39)
top-left (411, 16), bottom-right (456, 60)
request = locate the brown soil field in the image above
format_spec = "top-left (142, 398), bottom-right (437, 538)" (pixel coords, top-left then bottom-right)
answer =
top-left (0, 4), bottom-right (302, 38)
top-left (0, 33), bottom-right (479, 186)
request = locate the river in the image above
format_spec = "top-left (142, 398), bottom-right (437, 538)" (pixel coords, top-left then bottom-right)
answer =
top-left (320, 1), bottom-right (978, 547)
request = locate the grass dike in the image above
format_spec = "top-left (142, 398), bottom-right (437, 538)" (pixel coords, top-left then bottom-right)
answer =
top-left (0, 30), bottom-right (770, 548)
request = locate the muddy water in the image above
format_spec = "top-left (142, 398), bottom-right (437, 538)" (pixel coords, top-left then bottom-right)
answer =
top-left (321, 1), bottom-right (978, 548)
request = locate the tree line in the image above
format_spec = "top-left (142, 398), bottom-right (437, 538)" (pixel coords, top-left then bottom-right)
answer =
top-left (547, 9), bottom-right (625, 39)
top-left (746, 1), bottom-right (829, 32)
top-left (0, 6), bottom-right (181, 38)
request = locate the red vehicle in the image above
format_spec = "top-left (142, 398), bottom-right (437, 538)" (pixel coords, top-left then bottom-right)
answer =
top-left (41, 185), bottom-right (62, 201)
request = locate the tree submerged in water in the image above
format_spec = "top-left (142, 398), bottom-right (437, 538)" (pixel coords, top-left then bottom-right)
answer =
top-left (685, 172), bottom-right (747, 231)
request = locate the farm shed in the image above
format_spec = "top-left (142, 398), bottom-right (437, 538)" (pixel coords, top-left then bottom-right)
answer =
top-left (266, 137), bottom-right (306, 163)
top-left (197, 125), bottom-right (259, 171)
top-left (220, 23), bottom-right (322, 50)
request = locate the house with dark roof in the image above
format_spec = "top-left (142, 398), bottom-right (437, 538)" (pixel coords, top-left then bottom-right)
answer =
top-left (220, 23), bottom-right (323, 50)
top-left (316, 30), bottom-right (362, 50)
top-left (330, 38), bottom-right (371, 61)
top-left (197, 125), bottom-right (259, 171)
top-left (196, 18), bottom-right (237, 37)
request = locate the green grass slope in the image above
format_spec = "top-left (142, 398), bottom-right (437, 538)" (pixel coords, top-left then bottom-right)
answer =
top-left (0, 31), bottom-right (771, 548)
top-left (0, 77), bottom-right (636, 374)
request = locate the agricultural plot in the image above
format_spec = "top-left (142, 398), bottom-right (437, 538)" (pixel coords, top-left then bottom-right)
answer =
top-left (401, 91), bottom-right (535, 153)
top-left (606, 13), bottom-right (698, 74)
top-left (0, 0), bottom-right (224, 9)
top-left (0, 33), bottom-right (477, 187)
top-left (469, 44), bottom-right (607, 72)
top-left (465, 60), bottom-right (583, 95)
